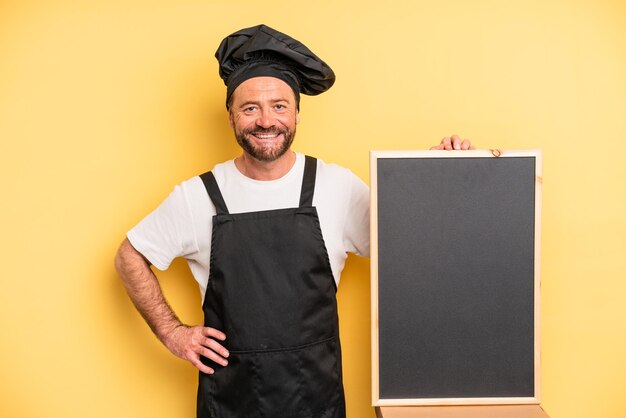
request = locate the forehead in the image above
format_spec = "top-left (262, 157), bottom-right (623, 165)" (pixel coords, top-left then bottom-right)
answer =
top-left (231, 77), bottom-right (296, 105)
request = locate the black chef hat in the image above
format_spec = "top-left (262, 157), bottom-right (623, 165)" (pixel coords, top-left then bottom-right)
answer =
top-left (215, 24), bottom-right (336, 109)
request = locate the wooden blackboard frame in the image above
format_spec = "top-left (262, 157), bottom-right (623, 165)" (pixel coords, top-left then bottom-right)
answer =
top-left (370, 150), bottom-right (543, 407)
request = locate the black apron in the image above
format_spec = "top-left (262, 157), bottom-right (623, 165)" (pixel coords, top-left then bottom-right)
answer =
top-left (197, 156), bottom-right (346, 418)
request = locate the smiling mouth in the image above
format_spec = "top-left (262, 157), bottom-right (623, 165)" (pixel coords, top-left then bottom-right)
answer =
top-left (252, 133), bottom-right (280, 139)
top-left (248, 129), bottom-right (286, 141)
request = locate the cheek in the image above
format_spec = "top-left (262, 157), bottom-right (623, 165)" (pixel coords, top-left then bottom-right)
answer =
top-left (229, 112), bottom-right (238, 129)
top-left (233, 116), bottom-right (254, 132)
top-left (277, 114), bottom-right (298, 127)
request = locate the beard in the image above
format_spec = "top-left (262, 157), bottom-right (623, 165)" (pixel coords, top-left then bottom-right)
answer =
top-left (235, 125), bottom-right (296, 162)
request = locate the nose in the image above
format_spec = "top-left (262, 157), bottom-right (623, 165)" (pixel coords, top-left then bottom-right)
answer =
top-left (256, 108), bottom-right (275, 128)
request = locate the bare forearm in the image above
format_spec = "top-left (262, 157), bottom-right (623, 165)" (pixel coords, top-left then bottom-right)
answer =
top-left (114, 237), bottom-right (229, 373)
top-left (114, 238), bottom-right (181, 342)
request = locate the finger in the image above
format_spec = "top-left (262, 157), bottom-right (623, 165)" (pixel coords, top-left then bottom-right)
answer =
top-left (204, 337), bottom-right (230, 359)
top-left (199, 346), bottom-right (229, 366)
top-left (441, 137), bottom-right (453, 150)
top-left (461, 139), bottom-right (472, 150)
top-left (203, 327), bottom-right (226, 341)
top-left (189, 354), bottom-right (215, 375)
top-left (430, 144), bottom-right (444, 150)
top-left (451, 134), bottom-right (462, 150)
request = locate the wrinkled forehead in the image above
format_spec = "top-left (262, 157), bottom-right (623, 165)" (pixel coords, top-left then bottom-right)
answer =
top-left (228, 76), bottom-right (299, 110)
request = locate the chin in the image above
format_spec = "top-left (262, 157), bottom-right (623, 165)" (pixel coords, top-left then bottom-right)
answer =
top-left (238, 136), bottom-right (294, 163)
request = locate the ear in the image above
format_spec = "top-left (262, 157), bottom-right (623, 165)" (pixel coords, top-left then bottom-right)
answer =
top-left (295, 111), bottom-right (300, 125)
top-left (228, 110), bottom-right (235, 129)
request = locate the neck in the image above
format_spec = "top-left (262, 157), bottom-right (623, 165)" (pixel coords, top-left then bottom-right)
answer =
top-left (235, 150), bottom-right (297, 181)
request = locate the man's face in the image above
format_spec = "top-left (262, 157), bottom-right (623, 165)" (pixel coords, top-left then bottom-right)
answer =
top-left (229, 77), bottom-right (300, 162)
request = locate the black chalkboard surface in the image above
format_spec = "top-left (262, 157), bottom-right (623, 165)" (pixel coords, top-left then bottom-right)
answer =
top-left (371, 150), bottom-right (542, 406)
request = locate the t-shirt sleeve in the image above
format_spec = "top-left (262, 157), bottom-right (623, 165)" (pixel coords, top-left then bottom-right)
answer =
top-left (343, 174), bottom-right (370, 257)
top-left (127, 184), bottom-right (199, 270)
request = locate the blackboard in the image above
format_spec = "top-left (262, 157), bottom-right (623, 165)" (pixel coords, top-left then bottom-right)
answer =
top-left (371, 150), bottom-right (542, 406)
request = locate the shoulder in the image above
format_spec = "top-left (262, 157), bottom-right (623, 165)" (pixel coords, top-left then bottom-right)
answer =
top-left (203, 159), bottom-right (237, 186)
top-left (315, 157), bottom-right (362, 183)
top-left (314, 157), bottom-right (368, 195)
top-left (162, 159), bottom-right (237, 216)
top-left (177, 175), bottom-right (211, 206)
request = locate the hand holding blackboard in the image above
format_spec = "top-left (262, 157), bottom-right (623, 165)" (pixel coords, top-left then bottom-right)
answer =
top-left (429, 134), bottom-right (475, 151)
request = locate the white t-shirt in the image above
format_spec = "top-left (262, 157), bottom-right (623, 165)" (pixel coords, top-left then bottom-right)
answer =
top-left (127, 153), bottom-right (370, 299)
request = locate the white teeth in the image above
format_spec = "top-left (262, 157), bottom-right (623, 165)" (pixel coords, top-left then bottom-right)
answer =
top-left (255, 134), bottom-right (278, 139)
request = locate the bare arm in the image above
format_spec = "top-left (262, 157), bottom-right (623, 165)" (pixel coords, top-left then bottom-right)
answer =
top-left (114, 238), bottom-right (229, 374)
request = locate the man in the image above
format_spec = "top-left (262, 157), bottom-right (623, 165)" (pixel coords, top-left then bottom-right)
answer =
top-left (115, 24), bottom-right (472, 418)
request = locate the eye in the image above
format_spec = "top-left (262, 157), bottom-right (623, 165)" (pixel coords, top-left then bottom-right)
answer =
top-left (243, 106), bottom-right (257, 114)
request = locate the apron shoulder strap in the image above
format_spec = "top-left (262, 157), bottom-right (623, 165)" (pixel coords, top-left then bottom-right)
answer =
top-left (299, 155), bottom-right (317, 208)
top-left (200, 171), bottom-right (229, 215)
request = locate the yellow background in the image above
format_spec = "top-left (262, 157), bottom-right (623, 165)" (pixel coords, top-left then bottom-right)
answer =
top-left (1, 0), bottom-right (625, 417)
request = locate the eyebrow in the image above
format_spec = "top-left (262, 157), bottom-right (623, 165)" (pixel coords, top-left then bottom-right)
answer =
top-left (238, 98), bottom-right (292, 109)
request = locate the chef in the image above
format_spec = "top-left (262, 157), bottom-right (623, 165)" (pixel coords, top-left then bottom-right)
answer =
top-left (115, 24), bottom-right (472, 418)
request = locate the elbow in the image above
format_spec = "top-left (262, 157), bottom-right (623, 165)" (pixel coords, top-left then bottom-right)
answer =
top-left (114, 239), bottom-right (127, 276)
top-left (114, 237), bottom-right (151, 277)
top-left (114, 237), bottom-right (135, 276)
